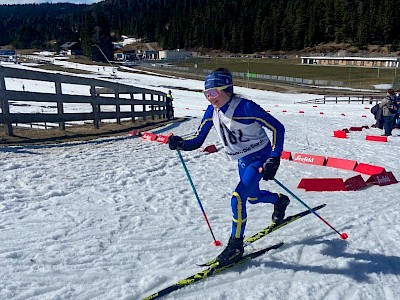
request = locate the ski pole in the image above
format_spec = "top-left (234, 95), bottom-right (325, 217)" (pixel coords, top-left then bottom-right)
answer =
top-left (273, 178), bottom-right (348, 240)
top-left (176, 150), bottom-right (221, 246)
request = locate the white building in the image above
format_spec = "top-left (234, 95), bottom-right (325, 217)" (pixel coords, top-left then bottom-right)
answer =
top-left (159, 50), bottom-right (192, 60)
top-left (301, 56), bottom-right (400, 68)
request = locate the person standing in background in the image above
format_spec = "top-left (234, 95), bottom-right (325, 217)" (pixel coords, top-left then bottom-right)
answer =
top-left (379, 89), bottom-right (397, 136)
top-left (166, 90), bottom-right (174, 120)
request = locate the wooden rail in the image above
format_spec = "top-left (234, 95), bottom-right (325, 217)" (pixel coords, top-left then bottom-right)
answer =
top-left (295, 95), bottom-right (381, 104)
top-left (0, 65), bottom-right (167, 136)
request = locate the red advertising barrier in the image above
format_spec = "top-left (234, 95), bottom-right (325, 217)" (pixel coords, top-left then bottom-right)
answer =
top-left (293, 153), bottom-right (326, 166)
top-left (281, 151), bottom-right (292, 160)
top-left (366, 135), bottom-right (387, 142)
top-left (344, 175), bottom-right (367, 191)
top-left (141, 132), bottom-right (158, 141)
top-left (333, 130), bottom-right (347, 138)
top-left (354, 163), bottom-right (386, 175)
top-left (366, 171), bottom-right (398, 186)
top-left (155, 135), bottom-right (169, 144)
top-left (202, 144), bottom-right (218, 153)
top-left (298, 178), bottom-right (347, 191)
top-left (326, 157), bottom-right (358, 171)
top-left (349, 126), bottom-right (363, 131)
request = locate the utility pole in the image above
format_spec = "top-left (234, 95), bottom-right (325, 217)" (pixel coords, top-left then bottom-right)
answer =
top-left (93, 44), bottom-right (116, 79)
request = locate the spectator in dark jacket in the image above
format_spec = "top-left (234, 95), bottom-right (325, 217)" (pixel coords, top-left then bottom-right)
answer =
top-left (394, 92), bottom-right (400, 128)
top-left (166, 90), bottom-right (174, 120)
top-left (371, 103), bottom-right (383, 129)
top-left (379, 89), bottom-right (397, 136)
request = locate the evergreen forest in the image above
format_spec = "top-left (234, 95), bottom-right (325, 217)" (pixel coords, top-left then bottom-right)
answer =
top-left (1, 0), bottom-right (400, 57)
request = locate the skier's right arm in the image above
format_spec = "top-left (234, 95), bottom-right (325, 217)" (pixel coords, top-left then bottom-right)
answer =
top-left (168, 106), bottom-right (214, 151)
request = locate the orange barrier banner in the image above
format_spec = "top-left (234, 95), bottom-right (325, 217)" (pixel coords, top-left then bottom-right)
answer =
top-left (344, 175), bottom-right (367, 191)
top-left (326, 157), bottom-right (357, 171)
top-left (281, 151), bottom-right (292, 160)
top-left (155, 135), bottom-right (169, 144)
top-left (333, 130), bottom-right (347, 138)
top-left (349, 126), bottom-right (363, 131)
top-left (354, 163), bottom-right (386, 175)
top-left (293, 153), bottom-right (326, 166)
top-left (201, 144), bottom-right (218, 153)
top-left (141, 132), bottom-right (158, 141)
top-left (366, 171), bottom-right (398, 186)
top-left (297, 178), bottom-right (346, 191)
top-left (366, 135), bottom-right (387, 142)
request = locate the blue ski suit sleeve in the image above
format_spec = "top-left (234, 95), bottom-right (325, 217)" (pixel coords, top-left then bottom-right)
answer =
top-left (180, 105), bottom-right (214, 151)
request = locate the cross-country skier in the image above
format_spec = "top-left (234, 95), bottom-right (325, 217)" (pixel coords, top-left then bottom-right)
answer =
top-left (168, 68), bottom-right (290, 266)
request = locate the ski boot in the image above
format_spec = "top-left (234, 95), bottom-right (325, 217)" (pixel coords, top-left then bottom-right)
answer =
top-left (272, 193), bottom-right (290, 225)
top-left (216, 236), bottom-right (244, 266)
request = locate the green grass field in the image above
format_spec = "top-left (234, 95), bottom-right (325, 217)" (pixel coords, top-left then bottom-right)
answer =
top-left (177, 57), bottom-right (399, 90)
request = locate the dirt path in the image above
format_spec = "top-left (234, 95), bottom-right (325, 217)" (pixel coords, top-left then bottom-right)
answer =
top-left (0, 118), bottom-right (184, 146)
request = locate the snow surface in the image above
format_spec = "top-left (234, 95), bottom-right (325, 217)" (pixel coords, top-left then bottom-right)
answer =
top-left (1, 60), bottom-right (400, 300)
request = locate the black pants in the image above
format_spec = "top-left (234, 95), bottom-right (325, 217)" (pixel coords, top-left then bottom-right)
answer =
top-left (383, 115), bottom-right (395, 135)
top-left (166, 106), bottom-right (174, 119)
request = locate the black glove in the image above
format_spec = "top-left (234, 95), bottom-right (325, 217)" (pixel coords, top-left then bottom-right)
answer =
top-left (168, 135), bottom-right (185, 150)
top-left (262, 157), bottom-right (280, 180)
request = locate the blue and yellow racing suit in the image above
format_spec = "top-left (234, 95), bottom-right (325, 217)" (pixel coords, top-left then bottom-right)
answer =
top-left (180, 96), bottom-right (285, 238)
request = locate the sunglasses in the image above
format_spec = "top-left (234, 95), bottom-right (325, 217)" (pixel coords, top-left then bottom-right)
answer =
top-left (203, 85), bottom-right (232, 99)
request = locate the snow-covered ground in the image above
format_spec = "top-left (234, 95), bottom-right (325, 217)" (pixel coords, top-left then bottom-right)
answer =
top-left (1, 60), bottom-right (400, 300)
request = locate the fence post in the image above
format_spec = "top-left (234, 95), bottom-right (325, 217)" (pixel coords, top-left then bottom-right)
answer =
top-left (55, 79), bottom-right (65, 130)
top-left (130, 92), bottom-right (135, 123)
top-left (142, 93), bottom-right (146, 122)
top-left (0, 67), bottom-right (13, 136)
top-left (158, 94), bottom-right (163, 119)
top-left (151, 94), bottom-right (155, 120)
top-left (91, 84), bottom-right (100, 129)
top-left (115, 87), bottom-right (121, 125)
